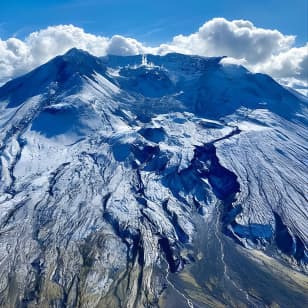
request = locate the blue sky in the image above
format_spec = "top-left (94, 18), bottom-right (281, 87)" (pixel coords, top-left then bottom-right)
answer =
top-left (0, 0), bottom-right (307, 45)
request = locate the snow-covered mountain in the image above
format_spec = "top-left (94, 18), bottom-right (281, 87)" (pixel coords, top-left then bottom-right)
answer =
top-left (0, 48), bottom-right (307, 307)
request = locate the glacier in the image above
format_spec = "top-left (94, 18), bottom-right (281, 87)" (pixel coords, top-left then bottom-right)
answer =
top-left (0, 48), bottom-right (307, 307)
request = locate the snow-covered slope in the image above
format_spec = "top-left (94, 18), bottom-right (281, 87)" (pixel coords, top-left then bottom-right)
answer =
top-left (0, 49), bottom-right (307, 307)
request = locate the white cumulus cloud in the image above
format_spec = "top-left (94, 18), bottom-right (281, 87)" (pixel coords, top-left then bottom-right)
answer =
top-left (163, 18), bottom-right (295, 63)
top-left (105, 35), bottom-right (153, 56)
top-left (0, 19), bottom-right (307, 94)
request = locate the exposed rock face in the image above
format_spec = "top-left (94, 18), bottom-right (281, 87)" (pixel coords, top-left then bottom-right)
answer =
top-left (0, 49), bottom-right (307, 307)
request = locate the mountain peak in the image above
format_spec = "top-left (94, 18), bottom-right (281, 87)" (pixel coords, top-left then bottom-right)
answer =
top-left (57, 47), bottom-right (106, 77)
top-left (0, 48), bottom-right (107, 108)
top-left (63, 47), bottom-right (91, 58)
top-left (61, 48), bottom-right (105, 73)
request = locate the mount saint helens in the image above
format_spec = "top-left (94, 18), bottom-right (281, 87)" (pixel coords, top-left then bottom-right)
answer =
top-left (0, 49), bottom-right (307, 307)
